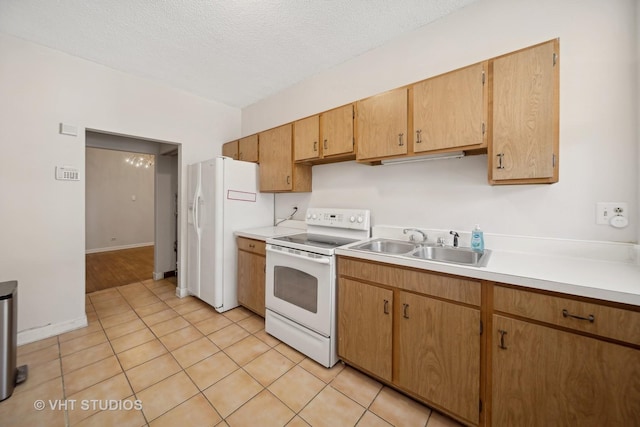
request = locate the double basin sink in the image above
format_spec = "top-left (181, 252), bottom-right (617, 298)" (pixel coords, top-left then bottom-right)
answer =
top-left (349, 238), bottom-right (490, 267)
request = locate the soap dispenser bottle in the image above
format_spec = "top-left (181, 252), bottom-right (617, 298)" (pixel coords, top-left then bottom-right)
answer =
top-left (470, 224), bottom-right (484, 252)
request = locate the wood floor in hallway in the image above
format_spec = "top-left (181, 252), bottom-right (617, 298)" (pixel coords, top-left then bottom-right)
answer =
top-left (85, 245), bottom-right (154, 293)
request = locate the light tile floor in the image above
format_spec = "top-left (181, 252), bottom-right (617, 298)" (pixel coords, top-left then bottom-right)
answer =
top-left (0, 278), bottom-right (464, 427)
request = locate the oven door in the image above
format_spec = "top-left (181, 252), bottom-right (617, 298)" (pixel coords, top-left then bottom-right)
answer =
top-left (265, 244), bottom-right (334, 337)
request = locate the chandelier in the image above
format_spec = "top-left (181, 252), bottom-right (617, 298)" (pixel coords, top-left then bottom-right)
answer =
top-left (125, 153), bottom-right (154, 169)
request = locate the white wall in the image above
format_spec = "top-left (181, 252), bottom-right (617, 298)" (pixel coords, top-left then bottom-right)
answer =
top-left (637, 0), bottom-right (640, 245)
top-left (0, 32), bottom-right (239, 339)
top-left (244, 0), bottom-right (638, 243)
top-left (155, 153), bottom-right (178, 277)
top-left (85, 147), bottom-right (155, 251)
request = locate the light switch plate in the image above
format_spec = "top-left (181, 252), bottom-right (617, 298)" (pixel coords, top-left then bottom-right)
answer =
top-left (59, 123), bottom-right (78, 136)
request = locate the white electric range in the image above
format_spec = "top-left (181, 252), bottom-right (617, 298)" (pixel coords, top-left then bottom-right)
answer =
top-left (265, 208), bottom-right (371, 367)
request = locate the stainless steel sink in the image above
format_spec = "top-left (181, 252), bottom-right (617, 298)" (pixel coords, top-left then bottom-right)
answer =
top-left (349, 238), bottom-right (490, 267)
top-left (410, 246), bottom-right (490, 267)
top-left (350, 239), bottom-right (417, 255)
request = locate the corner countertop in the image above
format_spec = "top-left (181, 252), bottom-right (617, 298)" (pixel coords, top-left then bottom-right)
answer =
top-left (234, 225), bottom-right (304, 241)
top-left (335, 229), bottom-right (640, 307)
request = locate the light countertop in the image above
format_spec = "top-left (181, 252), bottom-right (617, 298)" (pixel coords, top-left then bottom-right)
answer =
top-left (234, 225), bottom-right (304, 241)
top-left (336, 228), bottom-right (640, 307)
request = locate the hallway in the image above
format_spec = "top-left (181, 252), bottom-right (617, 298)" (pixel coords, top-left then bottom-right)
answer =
top-left (85, 246), bottom-right (154, 293)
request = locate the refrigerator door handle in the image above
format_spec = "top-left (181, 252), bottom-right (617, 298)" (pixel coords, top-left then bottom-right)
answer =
top-left (193, 193), bottom-right (201, 235)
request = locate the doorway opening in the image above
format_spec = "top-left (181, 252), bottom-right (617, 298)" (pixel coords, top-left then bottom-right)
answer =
top-left (85, 130), bottom-right (179, 294)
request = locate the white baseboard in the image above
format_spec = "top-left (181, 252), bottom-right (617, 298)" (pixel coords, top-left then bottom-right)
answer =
top-left (176, 286), bottom-right (189, 298)
top-left (17, 315), bottom-right (88, 346)
top-left (85, 242), bottom-right (154, 254)
top-left (153, 271), bottom-right (164, 280)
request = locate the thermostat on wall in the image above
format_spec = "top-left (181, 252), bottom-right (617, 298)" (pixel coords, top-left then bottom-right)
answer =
top-left (55, 166), bottom-right (79, 181)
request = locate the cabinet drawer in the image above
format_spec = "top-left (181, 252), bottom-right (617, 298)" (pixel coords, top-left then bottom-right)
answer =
top-left (402, 269), bottom-right (480, 306)
top-left (236, 237), bottom-right (266, 255)
top-left (338, 257), bottom-right (405, 288)
top-left (338, 257), bottom-right (481, 306)
top-left (494, 285), bottom-right (640, 345)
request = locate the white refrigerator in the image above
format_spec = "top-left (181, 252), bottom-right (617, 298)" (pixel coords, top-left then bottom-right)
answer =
top-left (187, 157), bottom-right (273, 312)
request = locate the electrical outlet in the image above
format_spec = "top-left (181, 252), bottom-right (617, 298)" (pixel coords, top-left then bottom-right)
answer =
top-left (596, 202), bottom-right (628, 225)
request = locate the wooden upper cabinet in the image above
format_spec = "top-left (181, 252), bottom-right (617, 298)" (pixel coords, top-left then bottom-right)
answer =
top-left (223, 136), bottom-right (258, 163)
top-left (321, 104), bottom-right (355, 158)
top-left (489, 39), bottom-right (559, 184)
top-left (222, 140), bottom-right (239, 160)
top-left (413, 62), bottom-right (487, 153)
top-left (294, 104), bottom-right (355, 164)
top-left (294, 115), bottom-right (320, 162)
top-left (238, 134), bottom-right (259, 163)
top-left (356, 88), bottom-right (408, 161)
top-left (259, 124), bottom-right (311, 192)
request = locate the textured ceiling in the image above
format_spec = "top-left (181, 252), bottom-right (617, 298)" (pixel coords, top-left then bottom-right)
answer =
top-left (0, 0), bottom-right (477, 108)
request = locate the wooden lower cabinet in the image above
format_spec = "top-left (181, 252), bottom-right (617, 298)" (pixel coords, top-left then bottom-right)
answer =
top-left (338, 278), bottom-right (393, 382)
top-left (491, 314), bottom-right (640, 426)
top-left (397, 292), bottom-right (480, 425)
top-left (337, 257), bottom-right (482, 425)
top-left (236, 237), bottom-right (266, 316)
top-left (338, 259), bottom-right (640, 426)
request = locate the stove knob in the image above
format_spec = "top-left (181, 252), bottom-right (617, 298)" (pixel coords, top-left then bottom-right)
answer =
top-left (306, 213), bottom-right (311, 219)
top-left (312, 214), bottom-right (317, 220)
top-left (357, 216), bottom-right (364, 223)
top-left (349, 216), bottom-right (356, 223)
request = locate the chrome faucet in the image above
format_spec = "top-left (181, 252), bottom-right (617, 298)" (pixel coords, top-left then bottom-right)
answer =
top-left (450, 231), bottom-right (460, 247)
top-left (403, 228), bottom-right (427, 243)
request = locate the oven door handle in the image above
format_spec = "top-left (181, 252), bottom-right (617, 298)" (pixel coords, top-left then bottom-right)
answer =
top-left (266, 246), bottom-right (331, 264)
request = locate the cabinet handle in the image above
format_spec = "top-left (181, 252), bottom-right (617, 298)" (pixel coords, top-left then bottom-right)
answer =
top-left (324, 139), bottom-right (328, 150)
top-left (398, 133), bottom-right (404, 147)
top-left (562, 309), bottom-right (595, 323)
top-left (416, 129), bottom-right (422, 144)
top-left (402, 303), bottom-right (409, 319)
top-left (498, 329), bottom-right (508, 349)
top-left (383, 299), bottom-right (389, 315)
top-left (313, 141), bottom-right (318, 152)
top-left (248, 243), bottom-right (255, 248)
top-left (497, 153), bottom-right (505, 169)
top-left (286, 175), bottom-right (291, 185)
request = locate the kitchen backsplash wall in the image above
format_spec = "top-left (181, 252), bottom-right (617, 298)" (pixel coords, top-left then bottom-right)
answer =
top-left (250, 0), bottom-right (639, 244)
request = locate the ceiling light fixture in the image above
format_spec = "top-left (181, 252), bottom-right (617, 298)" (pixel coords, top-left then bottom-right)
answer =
top-left (124, 154), bottom-right (155, 169)
top-left (380, 151), bottom-right (465, 165)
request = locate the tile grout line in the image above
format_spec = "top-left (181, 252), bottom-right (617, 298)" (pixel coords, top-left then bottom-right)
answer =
top-left (30, 277), bottom-right (443, 427)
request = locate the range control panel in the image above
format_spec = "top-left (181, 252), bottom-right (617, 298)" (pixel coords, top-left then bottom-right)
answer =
top-left (305, 208), bottom-right (371, 231)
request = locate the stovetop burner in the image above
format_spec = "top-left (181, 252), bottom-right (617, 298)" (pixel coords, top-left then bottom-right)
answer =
top-left (266, 208), bottom-right (371, 256)
top-left (272, 233), bottom-right (358, 250)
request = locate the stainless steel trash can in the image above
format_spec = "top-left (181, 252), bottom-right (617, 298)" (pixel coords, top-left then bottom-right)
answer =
top-left (1, 280), bottom-right (27, 401)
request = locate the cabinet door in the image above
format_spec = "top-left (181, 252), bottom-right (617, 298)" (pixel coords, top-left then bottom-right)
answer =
top-left (294, 115), bottom-right (320, 161)
top-left (222, 141), bottom-right (238, 160)
top-left (321, 104), bottom-right (354, 157)
top-left (490, 40), bottom-right (559, 183)
top-left (259, 124), bottom-right (293, 191)
top-left (356, 88), bottom-right (408, 160)
top-left (413, 62), bottom-right (486, 153)
top-left (492, 315), bottom-right (640, 426)
top-left (237, 249), bottom-right (265, 316)
top-left (397, 292), bottom-right (481, 425)
top-left (338, 278), bottom-right (393, 382)
top-left (238, 134), bottom-right (258, 163)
